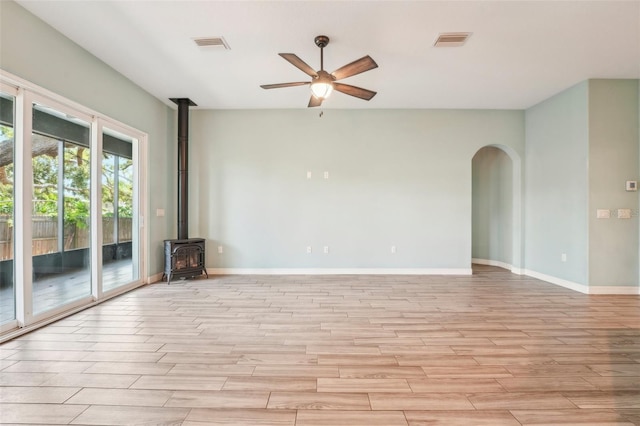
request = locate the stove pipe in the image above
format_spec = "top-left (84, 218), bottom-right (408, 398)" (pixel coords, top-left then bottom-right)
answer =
top-left (170, 98), bottom-right (196, 240)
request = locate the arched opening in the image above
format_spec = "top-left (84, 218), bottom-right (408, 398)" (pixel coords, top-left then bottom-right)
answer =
top-left (471, 145), bottom-right (522, 272)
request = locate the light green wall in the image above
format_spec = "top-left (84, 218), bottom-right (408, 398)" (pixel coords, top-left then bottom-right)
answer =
top-left (524, 82), bottom-right (590, 285)
top-left (588, 79), bottom-right (639, 287)
top-left (472, 146), bottom-right (513, 265)
top-left (0, 1), bottom-right (175, 275)
top-left (525, 79), bottom-right (640, 289)
top-left (190, 109), bottom-right (524, 270)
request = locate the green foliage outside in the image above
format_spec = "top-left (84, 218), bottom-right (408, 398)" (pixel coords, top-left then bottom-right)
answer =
top-left (0, 125), bottom-right (133, 229)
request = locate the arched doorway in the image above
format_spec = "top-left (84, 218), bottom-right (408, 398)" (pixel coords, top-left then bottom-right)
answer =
top-left (471, 145), bottom-right (522, 273)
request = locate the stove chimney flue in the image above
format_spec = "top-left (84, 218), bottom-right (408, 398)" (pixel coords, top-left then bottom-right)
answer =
top-left (170, 97), bottom-right (196, 240)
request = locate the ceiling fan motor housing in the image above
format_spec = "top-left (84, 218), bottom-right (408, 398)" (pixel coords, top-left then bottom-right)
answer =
top-left (314, 35), bottom-right (329, 48)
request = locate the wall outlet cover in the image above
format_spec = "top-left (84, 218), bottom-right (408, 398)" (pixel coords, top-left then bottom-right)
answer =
top-left (596, 209), bottom-right (611, 219)
top-left (626, 181), bottom-right (637, 191)
top-left (618, 208), bottom-right (632, 219)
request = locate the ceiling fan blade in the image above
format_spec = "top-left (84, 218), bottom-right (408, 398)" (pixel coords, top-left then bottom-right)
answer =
top-left (333, 83), bottom-right (377, 101)
top-left (279, 53), bottom-right (318, 77)
top-left (308, 95), bottom-right (323, 108)
top-left (260, 82), bottom-right (310, 89)
top-left (331, 55), bottom-right (378, 81)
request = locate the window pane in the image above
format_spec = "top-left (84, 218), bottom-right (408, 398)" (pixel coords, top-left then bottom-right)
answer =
top-left (102, 153), bottom-right (116, 245)
top-left (0, 93), bottom-right (15, 324)
top-left (102, 128), bottom-right (138, 292)
top-left (32, 103), bottom-right (91, 315)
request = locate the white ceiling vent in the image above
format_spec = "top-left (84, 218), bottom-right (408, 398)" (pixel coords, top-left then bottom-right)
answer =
top-left (193, 36), bottom-right (230, 50)
top-left (434, 32), bottom-right (471, 47)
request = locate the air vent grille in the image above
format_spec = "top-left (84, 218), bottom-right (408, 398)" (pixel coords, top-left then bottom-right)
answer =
top-left (193, 37), bottom-right (230, 50)
top-left (434, 32), bottom-right (471, 47)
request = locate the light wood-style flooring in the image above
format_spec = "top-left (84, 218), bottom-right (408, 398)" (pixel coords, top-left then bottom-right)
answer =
top-left (1, 265), bottom-right (639, 425)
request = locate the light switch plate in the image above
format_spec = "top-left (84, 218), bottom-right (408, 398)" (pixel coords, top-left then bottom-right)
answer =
top-left (618, 209), bottom-right (632, 219)
top-left (596, 209), bottom-right (611, 219)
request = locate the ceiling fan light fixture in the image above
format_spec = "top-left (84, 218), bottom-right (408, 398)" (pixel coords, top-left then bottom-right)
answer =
top-left (311, 81), bottom-right (333, 99)
top-left (310, 70), bottom-right (334, 99)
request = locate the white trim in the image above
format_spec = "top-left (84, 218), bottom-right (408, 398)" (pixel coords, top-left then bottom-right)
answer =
top-left (91, 118), bottom-right (103, 300)
top-left (14, 88), bottom-right (34, 326)
top-left (523, 269), bottom-right (589, 294)
top-left (523, 269), bottom-right (640, 295)
top-left (472, 258), bottom-right (526, 275)
top-left (0, 320), bottom-right (18, 334)
top-left (456, 262), bottom-right (638, 294)
top-left (510, 267), bottom-right (525, 275)
top-left (0, 82), bottom-right (18, 96)
top-left (147, 272), bottom-right (164, 284)
top-left (472, 258), bottom-right (512, 271)
top-left (589, 286), bottom-right (640, 295)
top-left (207, 268), bottom-right (473, 276)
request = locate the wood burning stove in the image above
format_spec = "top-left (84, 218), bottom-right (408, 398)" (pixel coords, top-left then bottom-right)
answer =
top-left (163, 97), bottom-right (208, 284)
top-left (163, 238), bottom-right (208, 284)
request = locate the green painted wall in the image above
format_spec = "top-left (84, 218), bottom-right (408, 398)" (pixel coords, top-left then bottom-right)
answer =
top-left (525, 79), bottom-right (640, 289)
top-left (190, 109), bottom-right (524, 270)
top-left (524, 82), bottom-right (590, 285)
top-left (0, 1), bottom-right (175, 275)
top-left (588, 79), bottom-right (639, 287)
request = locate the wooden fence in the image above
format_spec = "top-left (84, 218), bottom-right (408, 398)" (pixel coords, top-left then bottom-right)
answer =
top-left (0, 215), bottom-right (132, 260)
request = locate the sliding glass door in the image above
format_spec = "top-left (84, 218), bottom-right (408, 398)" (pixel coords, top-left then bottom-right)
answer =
top-left (31, 103), bottom-right (93, 315)
top-left (0, 74), bottom-right (146, 338)
top-left (101, 126), bottom-right (140, 293)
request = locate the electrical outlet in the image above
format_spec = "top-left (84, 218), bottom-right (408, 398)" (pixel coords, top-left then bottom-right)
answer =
top-left (618, 209), bottom-right (632, 219)
top-left (218, 246), bottom-right (223, 254)
top-left (391, 245), bottom-right (397, 254)
top-left (306, 171), bottom-right (312, 179)
top-left (324, 246), bottom-right (329, 254)
top-left (306, 246), bottom-right (312, 254)
top-left (324, 171), bottom-right (329, 179)
top-left (561, 253), bottom-right (567, 262)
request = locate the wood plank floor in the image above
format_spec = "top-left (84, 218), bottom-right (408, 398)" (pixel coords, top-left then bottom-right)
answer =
top-left (1, 265), bottom-right (639, 425)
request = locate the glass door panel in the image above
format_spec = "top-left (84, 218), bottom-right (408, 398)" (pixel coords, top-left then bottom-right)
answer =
top-left (31, 103), bottom-right (91, 315)
top-left (102, 128), bottom-right (138, 291)
top-left (0, 93), bottom-right (15, 325)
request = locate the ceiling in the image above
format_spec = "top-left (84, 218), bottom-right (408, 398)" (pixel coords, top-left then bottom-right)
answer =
top-left (16, 0), bottom-right (640, 110)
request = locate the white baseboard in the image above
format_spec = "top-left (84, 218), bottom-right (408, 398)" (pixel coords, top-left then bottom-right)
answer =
top-left (472, 258), bottom-right (526, 275)
top-left (523, 269), bottom-right (589, 294)
top-left (473, 261), bottom-right (639, 294)
top-left (472, 258), bottom-right (512, 271)
top-left (523, 269), bottom-right (640, 295)
top-left (588, 286), bottom-right (640, 295)
top-left (203, 266), bottom-right (637, 294)
top-left (147, 272), bottom-right (164, 284)
top-left (207, 268), bottom-right (473, 276)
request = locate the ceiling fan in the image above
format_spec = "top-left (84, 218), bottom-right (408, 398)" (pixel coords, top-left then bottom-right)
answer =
top-left (260, 35), bottom-right (378, 107)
